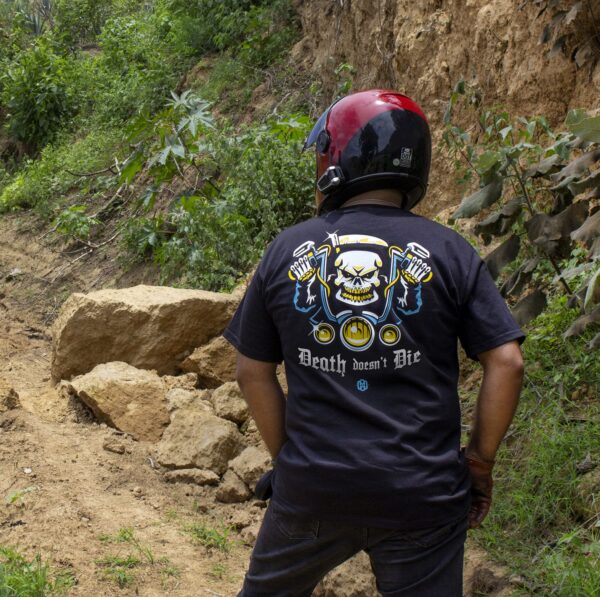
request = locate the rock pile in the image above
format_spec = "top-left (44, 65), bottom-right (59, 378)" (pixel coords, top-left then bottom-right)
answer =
top-left (52, 285), bottom-right (272, 507)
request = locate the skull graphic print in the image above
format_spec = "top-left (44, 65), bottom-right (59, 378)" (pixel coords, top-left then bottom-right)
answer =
top-left (289, 233), bottom-right (433, 352)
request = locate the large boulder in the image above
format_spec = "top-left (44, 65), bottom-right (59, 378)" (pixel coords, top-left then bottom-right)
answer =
top-left (180, 335), bottom-right (237, 388)
top-left (156, 407), bottom-right (243, 474)
top-left (51, 285), bottom-right (238, 382)
top-left (66, 362), bottom-right (170, 442)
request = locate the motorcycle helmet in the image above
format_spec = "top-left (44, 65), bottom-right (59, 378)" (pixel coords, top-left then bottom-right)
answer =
top-left (304, 89), bottom-right (431, 213)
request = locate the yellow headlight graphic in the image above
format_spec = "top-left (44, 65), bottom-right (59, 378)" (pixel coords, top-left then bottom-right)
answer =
top-left (379, 324), bottom-right (401, 346)
top-left (314, 323), bottom-right (335, 344)
top-left (341, 317), bottom-right (374, 350)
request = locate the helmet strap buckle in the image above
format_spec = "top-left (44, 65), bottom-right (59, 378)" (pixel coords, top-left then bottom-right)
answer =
top-left (317, 166), bottom-right (345, 194)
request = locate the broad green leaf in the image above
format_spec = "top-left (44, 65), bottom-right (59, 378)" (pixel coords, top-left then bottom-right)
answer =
top-left (477, 150), bottom-right (501, 175)
top-left (570, 116), bottom-right (600, 143)
top-left (119, 152), bottom-right (144, 185)
top-left (511, 290), bottom-right (547, 327)
top-left (571, 210), bottom-right (600, 247)
top-left (552, 148), bottom-right (600, 182)
top-left (449, 179), bottom-right (503, 222)
top-left (565, 108), bottom-right (588, 127)
top-left (484, 234), bottom-right (520, 280)
top-left (525, 154), bottom-right (562, 178)
top-left (567, 168), bottom-right (600, 196)
top-left (563, 306), bottom-right (600, 338)
top-left (584, 268), bottom-right (600, 313)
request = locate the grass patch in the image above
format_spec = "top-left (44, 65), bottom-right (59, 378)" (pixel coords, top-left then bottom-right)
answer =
top-left (96, 554), bottom-right (141, 588)
top-left (473, 295), bottom-right (599, 595)
top-left (98, 527), bottom-right (154, 564)
top-left (0, 546), bottom-right (74, 596)
top-left (185, 522), bottom-right (233, 553)
top-left (96, 526), bottom-right (180, 588)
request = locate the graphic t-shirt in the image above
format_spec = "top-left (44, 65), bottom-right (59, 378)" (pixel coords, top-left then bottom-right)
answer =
top-left (224, 205), bottom-right (525, 530)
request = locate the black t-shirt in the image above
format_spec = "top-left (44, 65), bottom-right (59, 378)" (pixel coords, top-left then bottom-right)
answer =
top-left (224, 205), bottom-right (525, 530)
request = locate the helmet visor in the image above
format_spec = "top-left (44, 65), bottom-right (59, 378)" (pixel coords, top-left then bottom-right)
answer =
top-left (302, 99), bottom-right (340, 150)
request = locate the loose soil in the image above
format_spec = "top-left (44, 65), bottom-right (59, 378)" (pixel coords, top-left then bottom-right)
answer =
top-left (0, 213), bottom-right (512, 596)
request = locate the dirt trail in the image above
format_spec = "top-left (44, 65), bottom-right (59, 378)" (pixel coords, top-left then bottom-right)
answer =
top-left (0, 213), bottom-right (513, 596)
top-left (0, 215), bottom-right (253, 595)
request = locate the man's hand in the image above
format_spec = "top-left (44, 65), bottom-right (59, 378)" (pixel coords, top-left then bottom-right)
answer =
top-left (466, 453), bottom-right (494, 529)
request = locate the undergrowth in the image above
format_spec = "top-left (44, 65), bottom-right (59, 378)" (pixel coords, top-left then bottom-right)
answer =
top-left (476, 296), bottom-right (599, 596)
top-left (0, 546), bottom-right (74, 596)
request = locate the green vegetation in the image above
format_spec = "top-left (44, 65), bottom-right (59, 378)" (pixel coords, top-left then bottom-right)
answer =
top-left (0, 546), bottom-right (74, 596)
top-left (0, 0), bottom-right (309, 292)
top-left (185, 521), bottom-right (233, 553)
top-left (445, 87), bottom-right (599, 594)
top-left (479, 296), bottom-right (599, 596)
top-left (96, 527), bottom-right (176, 588)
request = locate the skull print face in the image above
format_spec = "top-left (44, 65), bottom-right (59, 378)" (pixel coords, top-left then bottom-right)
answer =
top-left (334, 250), bottom-right (382, 305)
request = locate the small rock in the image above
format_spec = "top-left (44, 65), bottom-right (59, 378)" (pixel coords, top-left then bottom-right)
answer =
top-left (66, 362), bottom-right (170, 442)
top-left (226, 509), bottom-right (255, 530)
top-left (576, 452), bottom-right (596, 475)
top-left (6, 268), bottom-right (23, 281)
top-left (163, 469), bottom-right (219, 486)
top-left (165, 388), bottom-right (211, 414)
top-left (212, 382), bottom-right (249, 424)
top-left (156, 408), bottom-right (243, 474)
top-left (229, 446), bottom-right (272, 488)
top-left (132, 486), bottom-right (143, 497)
top-left (180, 336), bottom-right (237, 388)
top-left (23, 468), bottom-right (32, 475)
top-left (0, 378), bottom-right (20, 413)
top-left (216, 470), bottom-right (252, 503)
top-left (163, 372), bottom-right (198, 392)
top-left (240, 521), bottom-right (262, 545)
top-left (103, 437), bottom-right (126, 455)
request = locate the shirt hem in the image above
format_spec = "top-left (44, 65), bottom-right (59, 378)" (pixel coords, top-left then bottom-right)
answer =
top-left (465, 329), bottom-right (526, 361)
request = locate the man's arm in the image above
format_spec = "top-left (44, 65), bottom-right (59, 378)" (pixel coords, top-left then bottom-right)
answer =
top-left (466, 340), bottom-right (524, 528)
top-left (236, 353), bottom-right (287, 459)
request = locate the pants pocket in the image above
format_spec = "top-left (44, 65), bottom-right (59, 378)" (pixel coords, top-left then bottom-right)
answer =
top-left (270, 502), bottom-right (320, 540)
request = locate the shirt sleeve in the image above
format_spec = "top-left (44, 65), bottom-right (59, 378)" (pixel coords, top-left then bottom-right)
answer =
top-left (458, 249), bottom-right (526, 360)
top-left (223, 267), bottom-right (283, 364)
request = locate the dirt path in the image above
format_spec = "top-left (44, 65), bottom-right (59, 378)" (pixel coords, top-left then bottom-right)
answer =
top-left (0, 215), bottom-right (254, 595)
top-left (0, 212), bottom-right (514, 596)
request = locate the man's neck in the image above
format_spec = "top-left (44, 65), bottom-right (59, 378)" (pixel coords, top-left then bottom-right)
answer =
top-left (341, 189), bottom-right (405, 209)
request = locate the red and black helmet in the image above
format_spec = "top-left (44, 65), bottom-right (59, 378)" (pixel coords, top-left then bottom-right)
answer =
top-left (304, 89), bottom-right (431, 213)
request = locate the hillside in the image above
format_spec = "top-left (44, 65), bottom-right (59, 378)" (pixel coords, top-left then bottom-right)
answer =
top-left (0, 1), bottom-right (599, 595)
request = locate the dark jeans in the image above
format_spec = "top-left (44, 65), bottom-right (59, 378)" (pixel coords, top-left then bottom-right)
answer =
top-left (239, 500), bottom-right (468, 596)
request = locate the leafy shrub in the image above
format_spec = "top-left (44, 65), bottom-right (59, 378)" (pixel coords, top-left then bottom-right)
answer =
top-left (1, 38), bottom-right (74, 150)
top-left (443, 82), bottom-right (599, 335)
top-left (122, 91), bottom-right (313, 291)
top-left (54, 0), bottom-right (114, 46)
